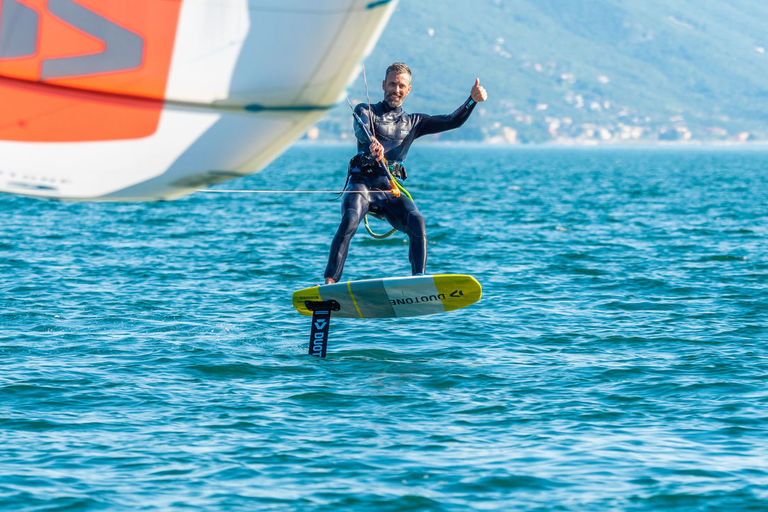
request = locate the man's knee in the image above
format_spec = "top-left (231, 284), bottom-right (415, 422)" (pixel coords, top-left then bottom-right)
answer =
top-left (406, 211), bottom-right (426, 236)
top-left (338, 208), bottom-right (363, 235)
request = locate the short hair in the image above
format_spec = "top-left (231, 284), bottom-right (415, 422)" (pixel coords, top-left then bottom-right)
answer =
top-left (385, 62), bottom-right (411, 79)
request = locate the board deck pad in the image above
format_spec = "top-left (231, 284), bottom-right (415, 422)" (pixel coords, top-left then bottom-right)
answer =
top-left (292, 274), bottom-right (482, 319)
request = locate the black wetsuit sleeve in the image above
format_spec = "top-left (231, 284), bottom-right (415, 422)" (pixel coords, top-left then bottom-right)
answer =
top-left (354, 104), bottom-right (372, 147)
top-left (412, 97), bottom-right (477, 138)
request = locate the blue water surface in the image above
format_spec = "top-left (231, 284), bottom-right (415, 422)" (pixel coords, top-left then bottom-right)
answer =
top-left (1, 145), bottom-right (767, 511)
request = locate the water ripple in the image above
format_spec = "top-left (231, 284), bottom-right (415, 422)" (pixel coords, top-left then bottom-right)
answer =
top-left (1, 146), bottom-right (767, 510)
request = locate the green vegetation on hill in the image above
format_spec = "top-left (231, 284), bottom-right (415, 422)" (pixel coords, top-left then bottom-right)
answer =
top-left (310, 0), bottom-right (768, 144)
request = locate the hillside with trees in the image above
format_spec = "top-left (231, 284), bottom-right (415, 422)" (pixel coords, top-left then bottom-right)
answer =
top-left (309, 0), bottom-right (768, 144)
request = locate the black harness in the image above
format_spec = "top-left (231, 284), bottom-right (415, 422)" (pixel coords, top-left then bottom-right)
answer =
top-left (348, 152), bottom-right (407, 180)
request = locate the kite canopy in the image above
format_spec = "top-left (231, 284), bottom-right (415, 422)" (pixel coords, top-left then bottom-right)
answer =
top-left (0, 0), bottom-right (397, 201)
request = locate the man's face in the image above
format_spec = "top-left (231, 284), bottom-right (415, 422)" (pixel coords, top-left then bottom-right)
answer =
top-left (382, 71), bottom-right (412, 108)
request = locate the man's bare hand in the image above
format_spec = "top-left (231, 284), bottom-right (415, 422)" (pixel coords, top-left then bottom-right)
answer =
top-left (370, 138), bottom-right (384, 161)
top-left (471, 78), bottom-right (488, 103)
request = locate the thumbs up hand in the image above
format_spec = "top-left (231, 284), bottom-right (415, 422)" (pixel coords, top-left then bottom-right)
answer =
top-left (471, 78), bottom-right (488, 102)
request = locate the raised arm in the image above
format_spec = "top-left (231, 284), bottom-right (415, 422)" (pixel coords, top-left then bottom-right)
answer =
top-left (414, 78), bottom-right (488, 138)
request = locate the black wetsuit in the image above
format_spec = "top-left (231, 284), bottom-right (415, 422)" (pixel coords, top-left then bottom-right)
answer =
top-left (324, 97), bottom-right (478, 282)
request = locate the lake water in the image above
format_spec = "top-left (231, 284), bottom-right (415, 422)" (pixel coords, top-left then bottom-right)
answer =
top-left (1, 145), bottom-right (767, 511)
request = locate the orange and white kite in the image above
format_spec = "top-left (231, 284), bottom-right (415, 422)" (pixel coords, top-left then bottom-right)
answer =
top-left (0, 0), bottom-right (397, 200)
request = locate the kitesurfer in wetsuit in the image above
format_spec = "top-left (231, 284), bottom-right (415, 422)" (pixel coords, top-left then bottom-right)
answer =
top-left (324, 62), bottom-right (488, 284)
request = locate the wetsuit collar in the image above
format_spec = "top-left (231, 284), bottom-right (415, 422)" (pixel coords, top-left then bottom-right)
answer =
top-left (380, 100), bottom-right (403, 114)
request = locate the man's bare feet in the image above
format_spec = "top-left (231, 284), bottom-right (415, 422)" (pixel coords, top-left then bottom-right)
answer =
top-left (324, 278), bottom-right (336, 285)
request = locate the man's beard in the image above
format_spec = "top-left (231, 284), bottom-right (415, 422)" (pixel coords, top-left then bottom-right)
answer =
top-left (385, 94), bottom-right (404, 108)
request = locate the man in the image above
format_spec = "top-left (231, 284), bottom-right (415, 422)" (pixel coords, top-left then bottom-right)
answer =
top-left (324, 62), bottom-right (488, 284)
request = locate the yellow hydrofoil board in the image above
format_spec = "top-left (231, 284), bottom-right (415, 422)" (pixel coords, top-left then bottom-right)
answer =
top-left (293, 274), bottom-right (482, 319)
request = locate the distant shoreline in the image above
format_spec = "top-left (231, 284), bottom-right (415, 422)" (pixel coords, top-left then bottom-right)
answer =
top-left (293, 139), bottom-right (768, 150)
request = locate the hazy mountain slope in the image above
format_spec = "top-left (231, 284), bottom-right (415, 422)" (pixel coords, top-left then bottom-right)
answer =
top-left (311, 0), bottom-right (768, 143)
